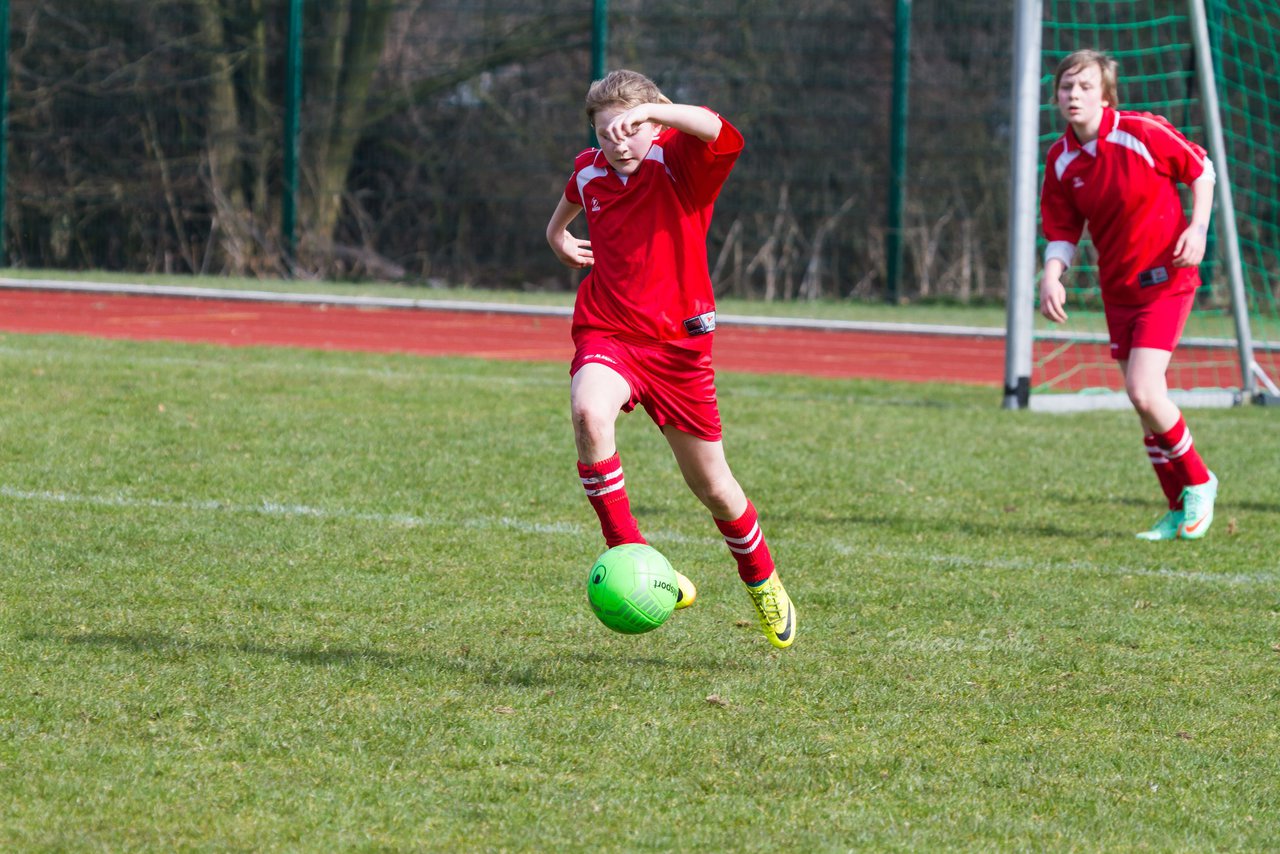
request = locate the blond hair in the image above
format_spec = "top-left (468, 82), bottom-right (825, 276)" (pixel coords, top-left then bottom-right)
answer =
top-left (584, 69), bottom-right (672, 124)
top-left (1053, 50), bottom-right (1119, 107)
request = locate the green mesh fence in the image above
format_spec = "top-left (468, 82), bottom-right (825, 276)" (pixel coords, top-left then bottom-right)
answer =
top-left (2, 0), bottom-right (1017, 302)
top-left (2, 0), bottom-right (1273, 343)
top-left (1035, 0), bottom-right (1279, 395)
top-left (1215, 0), bottom-right (1280, 325)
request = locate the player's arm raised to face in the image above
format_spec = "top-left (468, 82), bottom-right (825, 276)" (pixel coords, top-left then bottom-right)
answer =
top-left (546, 196), bottom-right (593, 269)
top-left (604, 103), bottom-right (723, 144)
top-left (646, 103), bottom-right (722, 142)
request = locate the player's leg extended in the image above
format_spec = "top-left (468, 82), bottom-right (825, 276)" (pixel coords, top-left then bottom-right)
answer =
top-left (1122, 348), bottom-right (1179, 434)
top-left (1142, 428), bottom-right (1184, 511)
top-left (1134, 408), bottom-right (1184, 541)
top-left (1124, 348), bottom-right (1216, 539)
top-left (571, 363), bottom-right (645, 547)
top-left (665, 428), bottom-right (795, 648)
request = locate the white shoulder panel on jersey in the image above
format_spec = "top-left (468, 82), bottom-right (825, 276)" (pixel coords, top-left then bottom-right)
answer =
top-left (1106, 128), bottom-right (1156, 169)
top-left (644, 142), bottom-right (675, 180)
top-left (1052, 147), bottom-right (1082, 181)
top-left (575, 163), bottom-right (610, 202)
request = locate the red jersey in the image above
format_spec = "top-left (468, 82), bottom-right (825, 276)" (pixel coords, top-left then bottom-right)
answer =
top-left (564, 112), bottom-right (743, 345)
top-left (1040, 107), bottom-right (1212, 305)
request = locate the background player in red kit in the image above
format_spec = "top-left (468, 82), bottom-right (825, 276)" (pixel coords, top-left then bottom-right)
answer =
top-left (545, 69), bottom-right (795, 647)
top-left (1040, 49), bottom-right (1218, 541)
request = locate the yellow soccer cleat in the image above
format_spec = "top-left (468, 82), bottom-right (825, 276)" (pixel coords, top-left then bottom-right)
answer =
top-left (674, 571), bottom-right (697, 609)
top-left (743, 571), bottom-right (795, 649)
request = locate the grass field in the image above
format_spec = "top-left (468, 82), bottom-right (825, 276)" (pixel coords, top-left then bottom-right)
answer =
top-left (1, 330), bottom-right (1278, 851)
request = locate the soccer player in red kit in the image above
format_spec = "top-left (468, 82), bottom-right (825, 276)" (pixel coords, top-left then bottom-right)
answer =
top-left (1040, 50), bottom-right (1218, 540)
top-left (545, 69), bottom-right (795, 647)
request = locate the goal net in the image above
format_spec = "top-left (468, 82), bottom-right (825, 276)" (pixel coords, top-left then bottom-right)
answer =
top-left (1006, 0), bottom-right (1279, 411)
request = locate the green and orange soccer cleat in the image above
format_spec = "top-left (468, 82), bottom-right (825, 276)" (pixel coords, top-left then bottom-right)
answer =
top-left (1178, 472), bottom-right (1219, 540)
top-left (1135, 509), bottom-right (1183, 541)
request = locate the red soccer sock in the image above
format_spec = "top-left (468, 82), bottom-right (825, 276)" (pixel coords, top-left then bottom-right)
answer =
top-left (1152, 416), bottom-right (1211, 488)
top-left (715, 500), bottom-right (775, 585)
top-left (1144, 433), bottom-right (1184, 510)
top-left (578, 453), bottom-right (645, 548)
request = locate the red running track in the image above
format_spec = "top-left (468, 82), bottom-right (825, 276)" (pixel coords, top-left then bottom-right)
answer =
top-left (10, 287), bottom-right (1262, 389)
top-left (0, 289), bottom-right (1010, 386)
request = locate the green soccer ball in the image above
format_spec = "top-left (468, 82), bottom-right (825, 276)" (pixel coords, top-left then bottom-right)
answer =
top-left (587, 544), bottom-right (679, 634)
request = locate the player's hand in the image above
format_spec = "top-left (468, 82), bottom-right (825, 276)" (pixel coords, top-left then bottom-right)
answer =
top-left (550, 231), bottom-right (593, 269)
top-left (1039, 277), bottom-right (1069, 324)
top-left (1172, 223), bottom-right (1208, 267)
top-left (601, 106), bottom-right (653, 144)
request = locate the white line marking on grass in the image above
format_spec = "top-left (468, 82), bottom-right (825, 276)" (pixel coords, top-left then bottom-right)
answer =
top-left (4, 485), bottom-right (1271, 587)
top-left (832, 542), bottom-right (1278, 587)
top-left (0, 486), bottom-right (602, 539)
top-left (0, 485), bottom-right (719, 548)
top-left (1, 486), bottom-right (438, 528)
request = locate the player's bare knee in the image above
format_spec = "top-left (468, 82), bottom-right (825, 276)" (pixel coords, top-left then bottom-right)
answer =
top-left (571, 403), bottom-right (613, 448)
top-left (693, 477), bottom-right (740, 518)
top-left (1125, 383), bottom-right (1160, 418)
top-left (570, 398), bottom-right (599, 429)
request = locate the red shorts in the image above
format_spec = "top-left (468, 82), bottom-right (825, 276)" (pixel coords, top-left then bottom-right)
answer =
top-left (1104, 290), bottom-right (1195, 361)
top-left (571, 334), bottom-right (722, 441)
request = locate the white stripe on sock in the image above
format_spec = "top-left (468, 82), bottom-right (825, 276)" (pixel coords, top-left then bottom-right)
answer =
top-left (584, 478), bottom-right (625, 498)
top-left (725, 523), bottom-right (763, 555)
top-left (1166, 430), bottom-right (1193, 459)
top-left (722, 521), bottom-right (760, 547)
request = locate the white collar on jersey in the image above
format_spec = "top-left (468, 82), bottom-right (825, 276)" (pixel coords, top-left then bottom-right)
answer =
top-left (615, 142), bottom-right (669, 183)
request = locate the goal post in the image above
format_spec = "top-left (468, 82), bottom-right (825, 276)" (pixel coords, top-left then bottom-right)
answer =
top-left (1002, 0), bottom-right (1042, 410)
top-left (1004, 0), bottom-right (1280, 411)
top-left (1187, 0), bottom-right (1266, 400)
